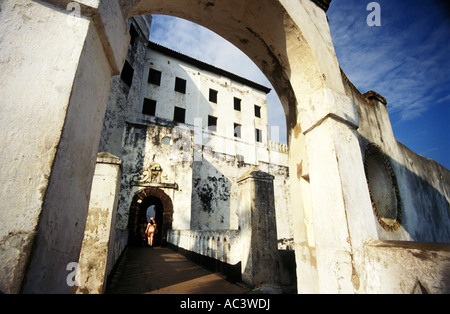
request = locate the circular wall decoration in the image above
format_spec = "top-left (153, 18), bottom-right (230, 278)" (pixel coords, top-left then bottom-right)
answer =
top-left (364, 143), bottom-right (402, 232)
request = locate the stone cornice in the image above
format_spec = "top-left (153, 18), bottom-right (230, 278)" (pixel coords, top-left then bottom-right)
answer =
top-left (237, 167), bottom-right (275, 183)
top-left (310, 0), bottom-right (332, 12)
top-left (363, 91), bottom-right (388, 106)
top-left (96, 152), bottom-right (122, 165)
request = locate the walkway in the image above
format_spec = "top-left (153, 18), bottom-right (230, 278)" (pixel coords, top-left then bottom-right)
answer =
top-left (106, 246), bottom-right (251, 294)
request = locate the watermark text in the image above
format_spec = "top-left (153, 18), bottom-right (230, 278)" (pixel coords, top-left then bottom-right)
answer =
top-left (367, 2), bottom-right (381, 27)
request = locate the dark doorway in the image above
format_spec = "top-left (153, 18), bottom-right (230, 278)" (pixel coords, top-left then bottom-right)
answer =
top-left (128, 187), bottom-right (174, 247)
top-left (141, 196), bottom-right (164, 247)
top-left (130, 196), bottom-right (164, 247)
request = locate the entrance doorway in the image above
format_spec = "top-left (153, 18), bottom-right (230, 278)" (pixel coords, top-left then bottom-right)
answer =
top-left (128, 188), bottom-right (174, 247)
top-left (137, 196), bottom-right (164, 246)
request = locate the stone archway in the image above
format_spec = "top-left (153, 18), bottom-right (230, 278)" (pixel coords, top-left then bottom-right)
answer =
top-left (129, 188), bottom-right (174, 247)
top-left (0, 0), bottom-right (378, 294)
top-left (120, 0), bottom-right (377, 294)
top-left (125, 0), bottom-right (329, 133)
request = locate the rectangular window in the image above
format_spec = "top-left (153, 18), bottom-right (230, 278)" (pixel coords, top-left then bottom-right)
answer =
top-left (209, 89), bottom-right (218, 103)
top-left (254, 105), bottom-right (261, 118)
top-left (237, 154), bottom-right (245, 165)
top-left (148, 68), bottom-right (161, 85)
top-left (129, 24), bottom-right (139, 47)
top-left (255, 128), bottom-right (263, 143)
top-left (234, 97), bottom-right (241, 111)
top-left (142, 98), bottom-right (156, 116)
top-left (173, 106), bottom-right (186, 123)
top-left (208, 115), bottom-right (218, 132)
top-left (174, 77), bottom-right (187, 94)
top-left (234, 123), bottom-right (241, 138)
top-left (120, 60), bottom-right (134, 87)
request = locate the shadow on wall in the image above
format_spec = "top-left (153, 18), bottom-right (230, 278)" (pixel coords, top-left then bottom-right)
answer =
top-left (191, 156), bottom-right (232, 230)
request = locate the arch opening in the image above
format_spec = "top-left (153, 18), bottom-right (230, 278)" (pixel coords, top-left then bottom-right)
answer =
top-left (128, 188), bottom-right (174, 247)
top-left (124, 0), bottom-right (330, 139)
top-left (112, 0), bottom-right (344, 293)
top-left (149, 14), bottom-right (288, 145)
top-left (117, 1), bottom-right (324, 291)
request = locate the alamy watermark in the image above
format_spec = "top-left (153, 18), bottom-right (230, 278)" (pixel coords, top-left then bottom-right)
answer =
top-left (66, 262), bottom-right (81, 287)
top-left (367, 2), bottom-right (381, 27)
top-left (66, 1), bottom-right (381, 27)
top-left (66, 2), bottom-right (81, 26)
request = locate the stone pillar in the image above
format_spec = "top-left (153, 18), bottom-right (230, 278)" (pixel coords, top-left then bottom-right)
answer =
top-left (0, 0), bottom-right (129, 293)
top-left (237, 167), bottom-right (281, 291)
top-left (75, 153), bottom-right (122, 294)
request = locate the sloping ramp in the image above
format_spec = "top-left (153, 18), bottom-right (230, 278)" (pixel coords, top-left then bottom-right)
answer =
top-left (106, 246), bottom-right (250, 294)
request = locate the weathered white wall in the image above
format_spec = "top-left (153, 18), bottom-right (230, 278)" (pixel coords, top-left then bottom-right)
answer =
top-left (237, 168), bottom-right (281, 289)
top-left (76, 153), bottom-right (122, 294)
top-left (98, 34), bottom-right (292, 255)
top-left (141, 47), bottom-right (270, 165)
top-left (108, 122), bottom-right (193, 231)
top-left (0, 0), bottom-right (91, 293)
top-left (3, 0), bottom-right (446, 294)
top-left (190, 147), bottom-right (292, 237)
top-left (21, 18), bottom-right (119, 294)
top-left (361, 240), bottom-right (450, 294)
top-left (114, 123), bottom-right (292, 243)
top-left (98, 17), bottom-right (151, 157)
top-left (343, 77), bottom-right (450, 243)
top-left (339, 72), bottom-right (450, 293)
top-left (168, 229), bottom-right (242, 266)
top-left (133, 45), bottom-right (292, 237)
top-left (0, 0), bottom-right (129, 293)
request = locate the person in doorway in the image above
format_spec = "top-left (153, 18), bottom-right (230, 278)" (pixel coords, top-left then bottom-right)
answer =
top-left (145, 217), bottom-right (158, 247)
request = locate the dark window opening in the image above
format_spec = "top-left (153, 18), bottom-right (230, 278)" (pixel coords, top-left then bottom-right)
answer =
top-left (234, 97), bottom-right (241, 111)
top-left (129, 24), bottom-right (139, 47)
top-left (142, 98), bottom-right (156, 116)
top-left (174, 106), bottom-right (186, 123)
top-left (209, 89), bottom-right (218, 103)
top-left (254, 105), bottom-right (261, 118)
top-left (175, 77), bottom-right (187, 94)
top-left (148, 68), bottom-right (161, 85)
top-left (234, 123), bottom-right (241, 138)
top-left (120, 61), bottom-right (134, 87)
top-left (208, 115), bottom-right (218, 132)
top-left (237, 154), bottom-right (245, 166)
top-left (255, 128), bottom-right (263, 143)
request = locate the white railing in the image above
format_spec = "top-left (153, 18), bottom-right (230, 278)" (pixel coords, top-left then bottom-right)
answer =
top-left (269, 141), bottom-right (288, 154)
top-left (168, 229), bottom-right (241, 265)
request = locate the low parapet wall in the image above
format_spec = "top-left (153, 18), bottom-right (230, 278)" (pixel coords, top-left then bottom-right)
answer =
top-left (167, 229), bottom-right (297, 292)
top-left (167, 229), bottom-right (242, 282)
top-left (167, 229), bottom-right (241, 265)
top-left (361, 240), bottom-right (450, 294)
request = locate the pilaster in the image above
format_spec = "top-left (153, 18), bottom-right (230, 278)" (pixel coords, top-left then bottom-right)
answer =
top-left (75, 153), bottom-right (122, 294)
top-left (0, 0), bottom-right (129, 293)
top-left (237, 168), bottom-right (281, 291)
top-left (301, 97), bottom-right (378, 293)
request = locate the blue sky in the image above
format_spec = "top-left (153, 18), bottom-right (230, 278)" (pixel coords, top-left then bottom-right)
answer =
top-left (328, 0), bottom-right (449, 168)
top-left (149, 1), bottom-right (449, 169)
